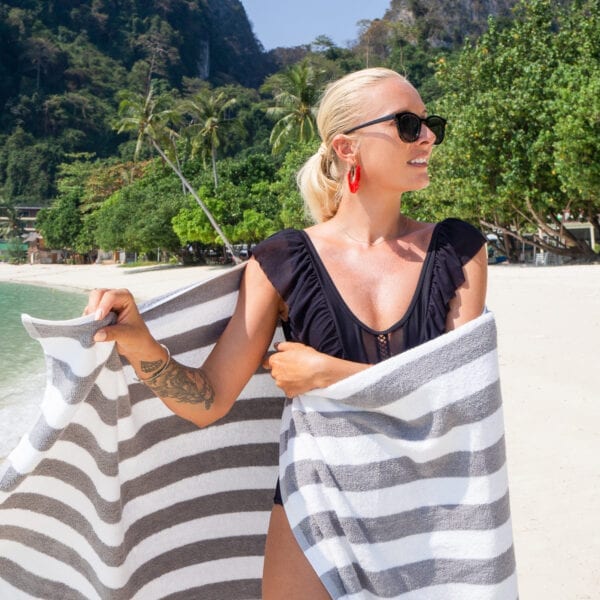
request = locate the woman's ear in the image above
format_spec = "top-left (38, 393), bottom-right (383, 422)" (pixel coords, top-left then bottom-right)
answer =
top-left (331, 134), bottom-right (358, 165)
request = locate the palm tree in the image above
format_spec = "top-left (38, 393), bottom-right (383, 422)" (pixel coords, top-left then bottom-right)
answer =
top-left (0, 199), bottom-right (22, 240)
top-left (180, 89), bottom-right (239, 188)
top-left (116, 85), bottom-right (239, 262)
top-left (265, 61), bottom-right (323, 154)
top-left (116, 85), bottom-right (180, 162)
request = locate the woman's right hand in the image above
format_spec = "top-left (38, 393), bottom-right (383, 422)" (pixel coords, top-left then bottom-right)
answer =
top-left (84, 288), bottom-right (159, 361)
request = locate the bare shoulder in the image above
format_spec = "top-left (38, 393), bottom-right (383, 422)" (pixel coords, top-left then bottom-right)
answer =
top-left (245, 255), bottom-right (270, 281)
top-left (463, 244), bottom-right (488, 287)
top-left (407, 218), bottom-right (435, 234)
top-left (303, 222), bottom-right (327, 239)
top-left (244, 256), bottom-right (280, 297)
top-left (302, 222), bottom-right (338, 253)
top-left (446, 244), bottom-right (488, 330)
top-left (405, 219), bottom-right (436, 246)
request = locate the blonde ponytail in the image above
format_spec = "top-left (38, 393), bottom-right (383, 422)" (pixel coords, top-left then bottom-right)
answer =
top-left (297, 144), bottom-right (342, 223)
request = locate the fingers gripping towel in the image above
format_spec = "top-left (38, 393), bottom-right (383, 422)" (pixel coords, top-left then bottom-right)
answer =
top-left (0, 265), bottom-right (285, 599)
top-left (279, 311), bottom-right (518, 599)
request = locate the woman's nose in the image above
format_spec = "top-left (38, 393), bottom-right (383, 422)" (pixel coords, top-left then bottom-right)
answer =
top-left (419, 123), bottom-right (437, 144)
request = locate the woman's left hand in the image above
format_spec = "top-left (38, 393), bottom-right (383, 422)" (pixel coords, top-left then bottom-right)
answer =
top-left (262, 341), bottom-right (368, 398)
top-left (263, 342), bottom-right (327, 398)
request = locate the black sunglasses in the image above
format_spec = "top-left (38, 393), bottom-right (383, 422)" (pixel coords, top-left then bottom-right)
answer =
top-left (344, 112), bottom-right (447, 145)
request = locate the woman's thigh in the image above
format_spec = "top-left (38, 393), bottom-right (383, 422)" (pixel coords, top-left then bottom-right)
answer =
top-left (262, 505), bottom-right (330, 599)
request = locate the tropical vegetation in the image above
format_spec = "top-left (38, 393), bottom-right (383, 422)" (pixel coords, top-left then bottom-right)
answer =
top-left (0, 0), bottom-right (598, 264)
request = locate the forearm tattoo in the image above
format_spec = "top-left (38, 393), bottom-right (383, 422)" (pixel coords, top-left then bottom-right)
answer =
top-left (141, 359), bottom-right (215, 410)
top-left (140, 358), bottom-right (163, 375)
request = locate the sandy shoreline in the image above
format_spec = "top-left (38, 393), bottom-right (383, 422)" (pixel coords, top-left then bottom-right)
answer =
top-left (1, 261), bottom-right (599, 598)
top-left (0, 262), bottom-right (228, 302)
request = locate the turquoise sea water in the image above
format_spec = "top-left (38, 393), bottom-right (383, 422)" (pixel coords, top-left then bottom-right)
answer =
top-left (0, 282), bottom-right (87, 457)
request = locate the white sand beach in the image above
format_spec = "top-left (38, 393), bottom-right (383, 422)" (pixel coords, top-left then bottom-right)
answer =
top-left (1, 260), bottom-right (598, 599)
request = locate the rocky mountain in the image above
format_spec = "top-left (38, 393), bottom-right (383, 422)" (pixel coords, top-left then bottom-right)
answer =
top-left (0, 0), bottom-right (273, 90)
top-left (383, 0), bottom-right (518, 47)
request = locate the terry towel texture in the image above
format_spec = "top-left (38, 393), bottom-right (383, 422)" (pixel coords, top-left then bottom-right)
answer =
top-left (280, 311), bottom-right (518, 599)
top-left (1, 264), bottom-right (517, 599)
top-left (0, 265), bottom-right (284, 599)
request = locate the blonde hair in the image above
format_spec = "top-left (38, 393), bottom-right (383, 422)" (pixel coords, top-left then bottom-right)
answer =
top-left (297, 68), bottom-right (408, 223)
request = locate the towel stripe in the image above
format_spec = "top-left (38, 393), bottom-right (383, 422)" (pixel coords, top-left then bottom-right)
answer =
top-left (320, 547), bottom-right (516, 597)
top-left (285, 381), bottom-right (502, 441)
top-left (293, 491), bottom-right (513, 543)
top-left (284, 436), bottom-right (507, 493)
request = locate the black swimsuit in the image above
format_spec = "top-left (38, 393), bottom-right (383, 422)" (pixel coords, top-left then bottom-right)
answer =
top-left (252, 218), bottom-right (486, 504)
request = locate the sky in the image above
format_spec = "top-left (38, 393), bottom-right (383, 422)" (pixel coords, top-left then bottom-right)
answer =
top-left (240, 0), bottom-right (391, 50)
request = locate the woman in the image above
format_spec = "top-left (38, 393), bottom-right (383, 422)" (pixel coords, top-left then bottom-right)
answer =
top-left (86, 67), bottom-right (487, 598)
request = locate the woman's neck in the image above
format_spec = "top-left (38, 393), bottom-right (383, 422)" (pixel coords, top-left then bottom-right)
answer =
top-left (331, 193), bottom-right (408, 244)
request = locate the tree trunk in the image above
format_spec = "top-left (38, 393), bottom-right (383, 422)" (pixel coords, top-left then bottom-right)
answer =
top-left (211, 144), bottom-right (219, 189)
top-left (480, 219), bottom-right (599, 262)
top-left (151, 140), bottom-right (240, 264)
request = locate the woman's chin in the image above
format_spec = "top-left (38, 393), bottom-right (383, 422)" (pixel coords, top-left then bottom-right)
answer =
top-left (410, 176), bottom-right (431, 192)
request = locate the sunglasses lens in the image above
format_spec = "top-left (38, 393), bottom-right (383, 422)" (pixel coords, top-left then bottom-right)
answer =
top-left (396, 114), bottom-right (421, 143)
top-left (427, 116), bottom-right (446, 145)
top-left (395, 114), bottom-right (446, 145)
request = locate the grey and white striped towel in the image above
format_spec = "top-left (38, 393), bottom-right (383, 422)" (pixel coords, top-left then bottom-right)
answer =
top-left (0, 265), bottom-right (284, 599)
top-left (279, 311), bottom-right (518, 599)
top-left (1, 264), bottom-right (516, 599)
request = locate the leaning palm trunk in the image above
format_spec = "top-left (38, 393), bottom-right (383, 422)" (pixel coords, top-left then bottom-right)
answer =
top-left (211, 144), bottom-right (219, 189)
top-left (151, 139), bottom-right (240, 264)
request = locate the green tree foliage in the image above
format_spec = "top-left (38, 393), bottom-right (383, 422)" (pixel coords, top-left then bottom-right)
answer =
top-left (35, 155), bottom-right (96, 253)
top-left (5, 236), bottom-right (27, 263)
top-left (0, 127), bottom-right (60, 204)
top-left (94, 161), bottom-right (185, 254)
top-left (35, 154), bottom-right (148, 257)
top-left (36, 195), bottom-right (81, 251)
top-left (410, 0), bottom-right (599, 260)
top-left (206, 84), bottom-right (272, 158)
top-left (384, 0), bottom-right (517, 48)
top-left (353, 1), bottom-right (518, 100)
top-left (549, 3), bottom-right (600, 209)
top-left (116, 85), bottom-right (181, 162)
top-left (172, 153), bottom-right (283, 247)
top-left (268, 142), bottom-right (318, 229)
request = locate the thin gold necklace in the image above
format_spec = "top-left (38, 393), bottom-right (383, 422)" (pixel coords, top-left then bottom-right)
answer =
top-left (341, 217), bottom-right (409, 247)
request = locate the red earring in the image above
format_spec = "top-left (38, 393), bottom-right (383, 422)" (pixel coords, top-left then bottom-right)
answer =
top-left (347, 164), bottom-right (361, 193)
